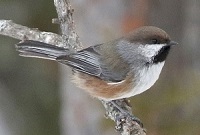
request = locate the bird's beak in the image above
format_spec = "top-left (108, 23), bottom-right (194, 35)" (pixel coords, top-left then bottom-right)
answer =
top-left (168, 40), bottom-right (178, 46)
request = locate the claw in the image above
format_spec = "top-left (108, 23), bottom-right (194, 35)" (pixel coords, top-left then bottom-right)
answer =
top-left (111, 100), bottom-right (143, 128)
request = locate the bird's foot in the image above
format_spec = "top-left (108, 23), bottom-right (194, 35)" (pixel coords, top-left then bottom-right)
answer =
top-left (111, 100), bottom-right (143, 128)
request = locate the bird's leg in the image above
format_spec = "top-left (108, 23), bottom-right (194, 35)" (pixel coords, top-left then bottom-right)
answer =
top-left (110, 100), bottom-right (143, 127)
top-left (110, 100), bottom-right (128, 114)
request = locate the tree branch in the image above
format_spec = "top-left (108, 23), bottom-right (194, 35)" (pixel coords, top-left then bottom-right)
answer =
top-left (0, 20), bottom-right (63, 47)
top-left (53, 0), bottom-right (82, 51)
top-left (0, 0), bottom-right (146, 134)
top-left (102, 99), bottom-right (146, 135)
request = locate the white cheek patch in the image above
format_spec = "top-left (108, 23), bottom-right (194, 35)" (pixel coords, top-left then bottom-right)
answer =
top-left (139, 44), bottom-right (166, 58)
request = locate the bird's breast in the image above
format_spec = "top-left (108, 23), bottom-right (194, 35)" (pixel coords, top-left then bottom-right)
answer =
top-left (121, 61), bottom-right (165, 98)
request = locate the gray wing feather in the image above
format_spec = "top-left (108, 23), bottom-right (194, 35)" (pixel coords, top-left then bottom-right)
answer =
top-left (57, 45), bottom-right (102, 77)
top-left (57, 44), bottom-right (128, 82)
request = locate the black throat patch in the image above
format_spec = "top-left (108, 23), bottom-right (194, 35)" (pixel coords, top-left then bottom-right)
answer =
top-left (153, 46), bottom-right (171, 63)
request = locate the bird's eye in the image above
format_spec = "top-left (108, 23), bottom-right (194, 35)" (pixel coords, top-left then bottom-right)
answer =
top-left (151, 39), bottom-right (159, 44)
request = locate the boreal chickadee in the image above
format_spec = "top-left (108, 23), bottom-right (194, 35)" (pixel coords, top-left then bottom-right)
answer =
top-left (15, 26), bottom-right (177, 101)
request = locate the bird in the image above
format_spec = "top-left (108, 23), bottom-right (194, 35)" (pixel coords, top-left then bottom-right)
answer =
top-left (15, 26), bottom-right (177, 101)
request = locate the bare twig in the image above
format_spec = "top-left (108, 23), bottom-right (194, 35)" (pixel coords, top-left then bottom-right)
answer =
top-left (53, 1), bottom-right (146, 134)
top-left (102, 99), bottom-right (146, 135)
top-left (0, 20), bottom-right (64, 47)
top-left (0, 0), bottom-right (146, 134)
top-left (53, 0), bottom-right (82, 51)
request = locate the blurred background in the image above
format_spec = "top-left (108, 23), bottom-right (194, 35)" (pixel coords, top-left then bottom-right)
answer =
top-left (0, 0), bottom-right (199, 135)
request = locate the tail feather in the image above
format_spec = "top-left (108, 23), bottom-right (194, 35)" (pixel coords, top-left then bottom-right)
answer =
top-left (16, 40), bottom-right (69, 60)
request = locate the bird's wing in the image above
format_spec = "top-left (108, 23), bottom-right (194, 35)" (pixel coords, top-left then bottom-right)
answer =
top-left (57, 45), bottom-right (101, 77)
top-left (56, 44), bottom-right (127, 82)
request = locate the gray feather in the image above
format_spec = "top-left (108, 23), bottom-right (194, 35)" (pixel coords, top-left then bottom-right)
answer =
top-left (16, 40), bottom-right (128, 82)
top-left (16, 40), bottom-right (69, 60)
top-left (57, 45), bottom-right (102, 77)
top-left (57, 43), bottom-right (128, 82)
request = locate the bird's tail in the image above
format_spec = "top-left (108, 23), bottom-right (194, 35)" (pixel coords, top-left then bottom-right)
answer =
top-left (15, 40), bottom-right (69, 60)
